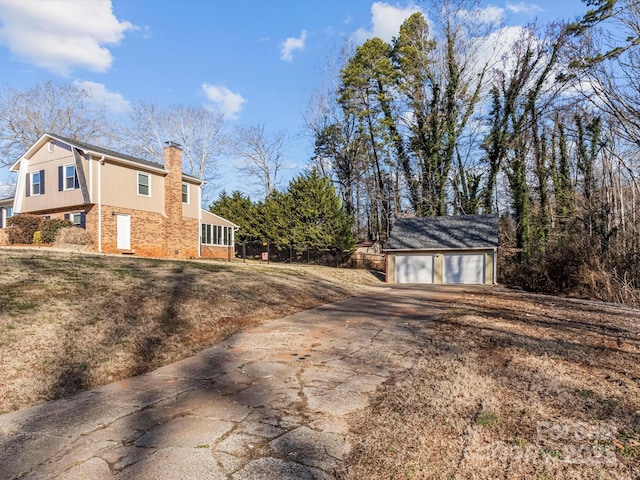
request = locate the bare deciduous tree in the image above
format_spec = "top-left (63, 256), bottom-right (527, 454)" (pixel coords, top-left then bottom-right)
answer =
top-left (0, 80), bottom-right (113, 165)
top-left (118, 101), bottom-right (226, 201)
top-left (231, 124), bottom-right (287, 199)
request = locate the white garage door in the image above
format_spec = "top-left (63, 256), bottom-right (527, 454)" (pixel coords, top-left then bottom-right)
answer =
top-left (444, 254), bottom-right (484, 284)
top-left (395, 255), bottom-right (434, 284)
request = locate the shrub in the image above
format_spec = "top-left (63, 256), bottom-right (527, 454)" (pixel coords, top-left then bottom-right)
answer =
top-left (6, 214), bottom-right (42, 244)
top-left (39, 218), bottom-right (72, 244)
top-left (0, 229), bottom-right (8, 246)
top-left (54, 227), bottom-right (94, 246)
top-left (33, 231), bottom-right (43, 244)
top-left (543, 233), bottom-right (587, 292)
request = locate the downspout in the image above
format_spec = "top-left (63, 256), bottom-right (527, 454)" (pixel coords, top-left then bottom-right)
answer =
top-left (493, 247), bottom-right (497, 284)
top-left (88, 153), bottom-right (93, 199)
top-left (230, 227), bottom-right (235, 261)
top-left (198, 183), bottom-right (202, 258)
top-left (13, 158), bottom-right (26, 214)
top-left (98, 156), bottom-right (105, 253)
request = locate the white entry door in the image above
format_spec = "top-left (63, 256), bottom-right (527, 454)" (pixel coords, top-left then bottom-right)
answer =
top-left (395, 255), bottom-right (434, 284)
top-left (444, 253), bottom-right (484, 284)
top-left (116, 214), bottom-right (131, 250)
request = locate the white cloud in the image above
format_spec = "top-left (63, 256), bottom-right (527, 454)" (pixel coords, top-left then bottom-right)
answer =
top-left (353, 2), bottom-right (421, 43)
top-left (201, 83), bottom-right (247, 120)
top-left (280, 29), bottom-right (307, 62)
top-left (457, 5), bottom-right (504, 24)
top-left (73, 80), bottom-right (130, 113)
top-left (506, 2), bottom-right (544, 15)
top-left (473, 25), bottom-right (526, 73)
top-left (0, 0), bottom-right (134, 76)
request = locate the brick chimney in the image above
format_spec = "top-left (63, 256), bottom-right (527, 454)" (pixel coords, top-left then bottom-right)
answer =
top-left (163, 141), bottom-right (183, 257)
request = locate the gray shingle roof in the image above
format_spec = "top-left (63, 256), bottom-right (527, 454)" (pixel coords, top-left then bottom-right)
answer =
top-left (47, 133), bottom-right (165, 170)
top-left (384, 214), bottom-right (498, 250)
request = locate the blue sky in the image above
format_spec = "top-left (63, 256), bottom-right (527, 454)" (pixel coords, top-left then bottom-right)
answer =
top-left (0, 0), bottom-right (589, 200)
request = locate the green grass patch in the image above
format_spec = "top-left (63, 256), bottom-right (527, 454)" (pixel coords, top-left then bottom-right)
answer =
top-left (1, 298), bottom-right (37, 314)
top-left (476, 411), bottom-right (499, 428)
top-left (575, 389), bottom-right (594, 398)
top-left (615, 432), bottom-right (640, 458)
top-left (513, 436), bottom-right (527, 448)
top-left (540, 447), bottom-right (564, 460)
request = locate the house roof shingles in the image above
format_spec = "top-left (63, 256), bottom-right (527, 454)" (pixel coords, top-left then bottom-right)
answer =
top-left (44, 134), bottom-right (202, 183)
top-left (384, 214), bottom-right (498, 251)
top-left (47, 134), bottom-right (165, 170)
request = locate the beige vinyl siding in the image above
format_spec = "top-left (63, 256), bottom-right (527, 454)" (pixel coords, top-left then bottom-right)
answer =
top-left (100, 162), bottom-right (165, 214)
top-left (201, 209), bottom-right (237, 228)
top-left (20, 141), bottom-right (83, 212)
top-left (181, 181), bottom-right (200, 219)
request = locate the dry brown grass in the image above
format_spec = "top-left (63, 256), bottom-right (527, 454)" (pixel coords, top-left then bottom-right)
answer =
top-left (339, 288), bottom-right (640, 479)
top-left (4, 248), bottom-right (639, 477)
top-left (0, 248), bottom-right (380, 413)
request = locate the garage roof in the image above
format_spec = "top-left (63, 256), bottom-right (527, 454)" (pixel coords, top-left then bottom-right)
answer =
top-left (384, 214), bottom-right (498, 251)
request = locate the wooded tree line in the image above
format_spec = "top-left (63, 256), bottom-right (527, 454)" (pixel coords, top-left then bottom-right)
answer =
top-left (306, 0), bottom-right (640, 302)
top-left (210, 169), bottom-right (355, 254)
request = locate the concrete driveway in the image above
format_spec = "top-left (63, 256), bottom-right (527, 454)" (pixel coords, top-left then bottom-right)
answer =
top-left (0, 285), bottom-right (467, 479)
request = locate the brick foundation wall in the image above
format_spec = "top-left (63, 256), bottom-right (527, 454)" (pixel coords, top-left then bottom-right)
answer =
top-left (3, 203), bottom-right (200, 259)
top-left (91, 205), bottom-right (168, 257)
top-left (85, 205), bottom-right (98, 249)
top-left (201, 245), bottom-right (234, 260)
top-left (86, 205), bottom-right (199, 259)
top-left (167, 216), bottom-right (199, 259)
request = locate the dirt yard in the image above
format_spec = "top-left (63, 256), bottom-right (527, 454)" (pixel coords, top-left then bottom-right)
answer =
top-left (338, 286), bottom-right (640, 479)
top-left (0, 248), bottom-right (380, 413)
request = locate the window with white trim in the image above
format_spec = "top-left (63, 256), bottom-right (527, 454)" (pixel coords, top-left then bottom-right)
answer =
top-left (64, 165), bottom-right (76, 190)
top-left (182, 183), bottom-right (189, 204)
top-left (137, 172), bottom-right (150, 196)
top-left (31, 171), bottom-right (42, 196)
top-left (201, 224), bottom-right (234, 246)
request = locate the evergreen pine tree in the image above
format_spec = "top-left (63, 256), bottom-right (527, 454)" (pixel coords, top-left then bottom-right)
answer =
top-left (288, 169), bottom-right (355, 253)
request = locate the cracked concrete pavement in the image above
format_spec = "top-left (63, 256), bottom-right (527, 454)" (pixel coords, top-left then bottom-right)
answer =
top-left (0, 286), bottom-right (452, 479)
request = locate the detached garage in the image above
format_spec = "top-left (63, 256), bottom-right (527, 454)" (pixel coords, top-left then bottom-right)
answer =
top-left (384, 215), bottom-right (498, 285)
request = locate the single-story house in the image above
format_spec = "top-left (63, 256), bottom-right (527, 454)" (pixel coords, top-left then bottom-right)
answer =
top-left (0, 133), bottom-right (238, 259)
top-left (384, 214), bottom-right (498, 284)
